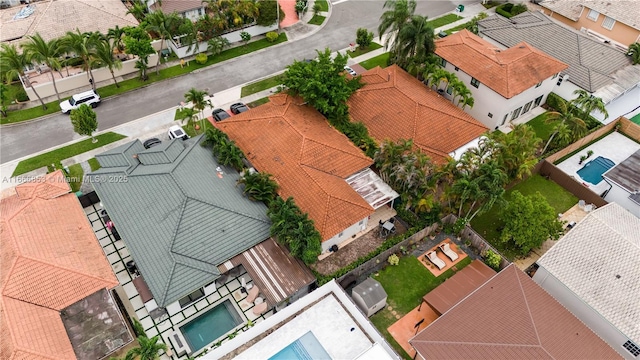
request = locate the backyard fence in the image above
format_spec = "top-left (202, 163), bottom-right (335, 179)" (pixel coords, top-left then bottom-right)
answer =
top-left (544, 118), bottom-right (620, 164)
top-left (538, 160), bottom-right (609, 206)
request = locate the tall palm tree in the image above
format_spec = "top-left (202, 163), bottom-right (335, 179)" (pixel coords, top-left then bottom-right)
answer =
top-left (144, 11), bottom-right (181, 75)
top-left (0, 44), bottom-right (47, 109)
top-left (124, 336), bottom-right (167, 360)
top-left (453, 81), bottom-right (473, 108)
top-left (378, 0), bottom-right (416, 55)
top-left (395, 15), bottom-right (434, 68)
top-left (107, 25), bottom-right (126, 54)
top-left (183, 88), bottom-right (211, 130)
top-left (179, 107), bottom-right (198, 129)
top-left (21, 33), bottom-right (63, 101)
top-left (91, 40), bottom-right (123, 88)
top-left (571, 89), bottom-right (608, 120)
top-left (542, 101), bottom-right (587, 154)
top-left (126, 2), bottom-right (147, 21)
top-left (61, 30), bottom-right (102, 91)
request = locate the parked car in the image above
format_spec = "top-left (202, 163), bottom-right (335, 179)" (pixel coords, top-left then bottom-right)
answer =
top-left (212, 108), bottom-right (231, 122)
top-left (168, 125), bottom-right (189, 141)
top-left (344, 66), bottom-right (357, 76)
top-left (60, 90), bottom-right (101, 114)
top-left (230, 102), bottom-right (249, 114)
top-left (143, 138), bottom-right (162, 149)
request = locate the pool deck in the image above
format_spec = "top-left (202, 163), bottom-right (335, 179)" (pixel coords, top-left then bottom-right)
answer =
top-left (556, 132), bottom-right (640, 197)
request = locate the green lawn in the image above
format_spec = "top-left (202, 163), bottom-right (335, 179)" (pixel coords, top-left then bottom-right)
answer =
top-left (525, 111), bottom-right (557, 143)
top-left (347, 42), bottom-right (382, 58)
top-left (241, 74), bottom-right (286, 97)
top-left (427, 14), bottom-right (463, 29)
top-left (445, 21), bottom-right (471, 35)
top-left (308, 15), bottom-right (326, 25)
top-left (631, 112), bottom-right (640, 125)
top-left (471, 174), bottom-right (578, 259)
top-left (315, 0), bottom-right (329, 11)
top-left (12, 132), bottom-right (126, 177)
top-left (67, 163), bottom-right (84, 192)
top-left (359, 52), bottom-right (391, 70)
top-left (246, 97), bottom-right (270, 108)
top-left (370, 256), bottom-right (472, 359)
top-left (3, 34), bottom-right (288, 124)
top-left (88, 158), bottom-right (102, 171)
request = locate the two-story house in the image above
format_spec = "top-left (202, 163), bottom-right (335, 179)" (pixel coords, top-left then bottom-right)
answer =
top-left (434, 29), bottom-right (568, 130)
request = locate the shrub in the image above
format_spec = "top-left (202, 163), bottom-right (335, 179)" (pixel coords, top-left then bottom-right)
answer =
top-left (295, 0), bottom-right (306, 14)
top-left (544, 92), bottom-right (565, 111)
top-left (194, 53), bottom-right (208, 64)
top-left (265, 31), bottom-right (279, 42)
top-left (496, 3), bottom-right (514, 18)
top-left (14, 87), bottom-right (29, 102)
top-left (388, 254), bottom-right (400, 266)
top-left (356, 28), bottom-right (374, 49)
top-left (511, 3), bottom-right (527, 15)
top-left (483, 249), bottom-right (501, 271)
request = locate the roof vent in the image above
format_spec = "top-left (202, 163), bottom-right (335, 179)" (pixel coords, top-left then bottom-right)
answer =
top-left (616, 274), bottom-right (621, 279)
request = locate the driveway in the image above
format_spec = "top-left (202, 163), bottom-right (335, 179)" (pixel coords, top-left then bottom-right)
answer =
top-left (0, 0), bottom-right (474, 164)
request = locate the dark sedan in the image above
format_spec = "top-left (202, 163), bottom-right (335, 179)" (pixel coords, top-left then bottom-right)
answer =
top-left (230, 102), bottom-right (249, 114)
top-left (212, 108), bottom-right (231, 122)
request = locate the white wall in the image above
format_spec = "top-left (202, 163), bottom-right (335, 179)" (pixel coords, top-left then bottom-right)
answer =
top-left (321, 217), bottom-right (368, 253)
top-left (603, 181), bottom-right (640, 217)
top-left (533, 267), bottom-right (635, 359)
top-left (440, 61), bottom-right (555, 130)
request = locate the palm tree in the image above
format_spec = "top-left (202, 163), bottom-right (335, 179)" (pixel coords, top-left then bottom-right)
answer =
top-left (542, 101), bottom-right (587, 154)
top-left (378, 0), bottom-right (416, 55)
top-left (571, 89), bottom-right (608, 120)
top-left (61, 30), bottom-right (102, 91)
top-left (107, 25), bottom-right (126, 54)
top-left (268, 196), bottom-right (299, 242)
top-left (91, 40), bottom-right (123, 88)
top-left (0, 44), bottom-right (47, 109)
top-left (627, 42), bottom-right (640, 65)
top-left (215, 138), bottom-right (245, 171)
top-left (144, 11), bottom-right (181, 75)
top-left (395, 15), bottom-right (434, 68)
top-left (21, 34), bottom-right (63, 101)
top-left (207, 36), bottom-right (230, 56)
top-left (183, 88), bottom-right (211, 130)
top-left (237, 170), bottom-right (279, 204)
top-left (492, 124), bottom-right (540, 180)
top-left (126, 2), bottom-right (147, 21)
top-left (179, 107), bottom-right (198, 129)
top-left (125, 336), bottom-right (167, 360)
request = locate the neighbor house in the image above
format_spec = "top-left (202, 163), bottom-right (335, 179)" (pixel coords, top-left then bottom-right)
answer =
top-left (207, 280), bottom-right (400, 359)
top-left (434, 30), bottom-right (568, 130)
top-left (479, 11), bottom-right (640, 124)
top-left (533, 202), bottom-right (640, 359)
top-left (538, 0), bottom-right (640, 48)
top-left (603, 149), bottom-right (640, 217)
top-left (147, 0), bottom-right (205, 22)
top-left (216, 93), bottom-right (399, 254)
top-left (0, 171), bottom-right (132, 360)
top-left (410, 264), bottom-right (620, 359)
top-left (347, 65), bottom-right (488, 163)
top-left (89, 136), bottom-right (315, 356)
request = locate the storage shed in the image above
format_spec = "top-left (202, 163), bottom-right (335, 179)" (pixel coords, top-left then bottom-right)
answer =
top-left (351, 277), bottom-right (387, 317)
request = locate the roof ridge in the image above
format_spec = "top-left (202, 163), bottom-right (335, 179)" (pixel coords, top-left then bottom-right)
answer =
top-left (76, 0), bottom-right (137, 25)
top-left (302, 137), bottom-right (371, 170)
top-left (159, 261), bottom-right (177, 307)
top-left (513, 266), bottom-right (544, 350)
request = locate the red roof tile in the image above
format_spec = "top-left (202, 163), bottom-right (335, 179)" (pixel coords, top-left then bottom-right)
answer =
top-left (216, 94), bottom-right (374, 241)
top-left (348, 65), bottom-right (488, 163)
top-left (0, 171), bottom-right (118, 360)
top-left (410, 265), bottom-right (621, 359)
top-left (435, 30), bottom-right (569, 98)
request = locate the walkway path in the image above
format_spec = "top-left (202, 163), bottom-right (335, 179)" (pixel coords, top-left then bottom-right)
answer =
top-left (279, 0), bottom-right (299, 27)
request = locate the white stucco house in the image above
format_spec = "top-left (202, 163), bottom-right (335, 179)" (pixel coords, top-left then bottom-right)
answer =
top-left (434, 29), bottom-right (568, 130)
top-left (147, 0), bottom-right (205, 22)
top-left (603, 149), bottom-right (640, 217)
top-left (533, 202), bottom-right (640, 359)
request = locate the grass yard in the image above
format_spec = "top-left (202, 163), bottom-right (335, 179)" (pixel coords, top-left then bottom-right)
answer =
top-left (246, 97), bottom-right (270, 108)
top-left (471, 174), bottom-right (578, 259)
top-left (445, 21), bottom-right (471, 35)
top-left (525, 111), bottom-right (557, 143)
top-left (308, 15), bottom-right (326, 25)
top-left (370, 256), bottom-right (472, 359)
top-left (87, 158), bottom-right (102, 171)
top-left (359, 52), bottom-right (390, 70)
top-left (347, 42), bottom-right (382, 58)
top-left (427, 13), bottom-right (463, 29)
top-left (241, 74), bottom-right (286, 97)
top-left (67, 163), bottom-right (84, 192)
top-left (1, 99), bottom-right (63, 125)
top-left (181, 119), bottom-right (214, 138)
top-left (12, 132), bottom-right (126, 177)
top-left (315, 0), bottom-right (329, 11)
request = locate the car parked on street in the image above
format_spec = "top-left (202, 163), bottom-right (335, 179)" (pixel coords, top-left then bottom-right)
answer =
top-left (230, 102), bottom-right (249, 114)
top-left (143, 138), bottom-right (162, 149)
top-left (344, 66), bottom-right (357, 76)
top-left (168, 125), bottom-right (189, 141)
top-left (212, 108), bottom-right (231, 122)
top-left (60, 90), bottom-right (101, 114)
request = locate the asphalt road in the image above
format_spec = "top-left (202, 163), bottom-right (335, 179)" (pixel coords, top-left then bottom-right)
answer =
top-left (0, 0), bottom-right (476, 164)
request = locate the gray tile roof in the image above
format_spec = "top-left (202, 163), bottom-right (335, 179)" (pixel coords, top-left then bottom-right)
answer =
top-left (604, 149), bottom-right (640, 193)
top-left (536, 203), bottom-right (640, 344)
top-left (478, 11), bottom-right (633, 92)
top-left (539, 0), bottom-right (640, 30)
top-left (90, 136), bottom-right (271, 307)
top-left (353, 277), bottom-right (387, 308)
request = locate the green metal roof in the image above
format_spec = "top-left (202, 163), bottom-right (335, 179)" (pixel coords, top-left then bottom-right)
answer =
top-left (90, 135), bottom-right (271, 307)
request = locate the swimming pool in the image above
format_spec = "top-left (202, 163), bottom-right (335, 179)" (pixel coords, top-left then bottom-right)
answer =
top-left (180, 299), bottom-right (243, 352)
top-left (577, 156), bottom-right (615, 185)
top-left (269, 331), bottom-right (332, 360)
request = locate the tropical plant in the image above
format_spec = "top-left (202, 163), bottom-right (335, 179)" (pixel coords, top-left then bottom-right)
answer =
top-left (542, 101), bottom-right (587, 154)
top-left (394, 14), bottom-right (434, 68)
top-left (491, 124), bottom-right (541, 181)
top-left (124, 336), bottom-right (167, 360)
top-left (195, 53), bottom-right (208, 64)
top-left (356, 28), bottom-right (374, 49)
top-left (482, 249), bottom-right (501, 271)
top-left (240, 31), bottom-right (251, 46)
top-left (61, 29), bottom-right (102, 91)
top-left (207, 36), bottom-right (230, 56)
top-left (571, 89), bottom-right (608, 120)
top-left (107, 25), bottom-right (127, 53)
top-left (132, 318), bottom-right (147, 338)
top-left (179, 107), bottom-right (198, 129)
top-left (0, 44), bottom-right (47, 109)
top-left (237, 170), bottom-right (279, 204)
top-left (70, 104), bottom-right (98, 143)
top-left (123, 26), bottom-right (155, 81)
top-left (0, 83), bottom-right (8, 117)
top-left (628, 42), bottom-right (640, 65)
top-left (21, 33), bottom-right (63, 101)
top-left (387, 254), bottom-right (400, 266)
top-left (126, 2), bottom-right (148, 21)
top-left (256, 0), bottom-right (283, 27)
top-left (265, 31), bottom-right (279, 42)
top-left (378, 0), bottom-right (416, 56)
top-left (183, 88), bottom-right (211, 129)
top-left (91, 40), bottom-right (123, 88)
top-left (465, 12), bottom-right (488, 34)
top-left (268, 196), bottom-right (322, 264)
top-left (313, 3), bottom-right (322, 16)
top-left (144, 11), bottom-right (182, 75)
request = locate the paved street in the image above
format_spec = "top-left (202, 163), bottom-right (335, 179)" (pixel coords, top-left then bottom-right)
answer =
top-left (0, 0), bottom-right (477, 163)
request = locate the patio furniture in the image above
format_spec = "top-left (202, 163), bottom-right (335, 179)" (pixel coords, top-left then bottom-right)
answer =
top-left (439, 243), bottom-right (459, 262)
top-left (246, 286), bottom-right (260, 303)
top-left (426, 251), bottom-right (446, 270)
top-left (380, 221), bottom-right (396, 238)
top-left (241, 277), bottom-right (253, 291)
top-left (253, 297), bottom-right (268, 315)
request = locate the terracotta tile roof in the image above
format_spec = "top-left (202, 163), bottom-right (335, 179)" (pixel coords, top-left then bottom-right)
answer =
top-left (0, 171), bottom-right (118, 360)
top-left (348, 65), bottom-right (488, 163)
top-left (216, 93), bottom-right (374, 241)
top-left (435, 30), bottom-right (569, 98)
top-left (410, 265), bottom-right (621, 359)
top-left (150, 0), bottom-right (204, 14)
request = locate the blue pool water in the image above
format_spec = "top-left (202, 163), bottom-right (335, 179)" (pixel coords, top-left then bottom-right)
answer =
top-left (180, 300), bottom-right (242, 352)
top-left (269, 331), bottom-right (332, 360)
top-left (576, 156), bottom-right (615, 185)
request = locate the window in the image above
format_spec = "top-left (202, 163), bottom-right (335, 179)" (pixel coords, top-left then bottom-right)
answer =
top-left (488, 113), bottom-right (493, 118)
top-left (454, 66), bottom-right (459, 71)
top-left (511, 106), bottom-right (522, 120)
top-left (535, 81), bottom-right (543, 88)
top-left (522, 101), bottom-right (533, 114)
top-left (623, 340), bottom-right (640, 357)
top-left (534, 95), bottom-right (544, 107)
top-left (339, 232), bottom-right (344, 237)
top-left (178, 288), bottom-right (205, 308)
top-left (470, 77), bottom-right (480, 88)
top-left (501, 114), bottom-right (508, 126)
top-left (439, 57), bottom-right (447, 67)
top-left (602, 16), bottom-right (615, 30)
top-left (587, 9), bottom-right (599, 21)
top-left (446, 85), bottom-right (454, 95)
